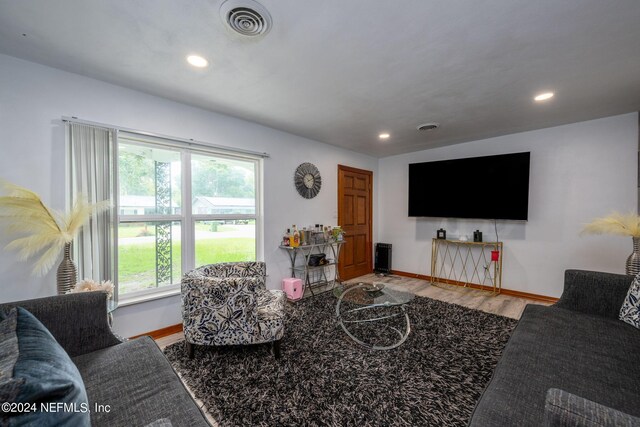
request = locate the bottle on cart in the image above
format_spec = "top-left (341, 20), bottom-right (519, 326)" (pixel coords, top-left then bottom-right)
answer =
top-left (291, 225), bottom-right (300, 247)
top-left (283, 228), bottom-right (291, 246)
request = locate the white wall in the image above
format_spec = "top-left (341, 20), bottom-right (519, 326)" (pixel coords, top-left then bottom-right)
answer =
top-left (0, 54), bottom-right (378, 337)
top-left (1, 52), bottom-right (637, 337)
top-left (378, 113), bottom-right (638, 297)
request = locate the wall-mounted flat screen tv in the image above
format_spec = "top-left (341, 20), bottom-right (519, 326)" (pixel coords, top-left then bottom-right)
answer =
top-left (408, 152), bottom-right (530, 220)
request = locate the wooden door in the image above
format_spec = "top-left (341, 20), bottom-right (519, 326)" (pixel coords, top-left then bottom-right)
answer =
top-left (338, 165), bottom-right (373, 280)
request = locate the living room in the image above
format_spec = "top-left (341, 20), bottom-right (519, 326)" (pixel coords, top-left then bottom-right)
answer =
top-left (1, 1), bottom-right (639, 426)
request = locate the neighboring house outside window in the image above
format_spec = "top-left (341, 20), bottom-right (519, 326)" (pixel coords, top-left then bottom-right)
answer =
top-left (67, 120), bottom-right (264, 305)
top-left (117, 134), bottom-right (261, 301)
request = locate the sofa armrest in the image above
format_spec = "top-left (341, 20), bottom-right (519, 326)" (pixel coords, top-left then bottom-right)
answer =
top-left (0, 291), bottom-right (123, 357)
top-left (554, 270), bottom-right (632, 319)
top-left (544, 388), bottom-right (640, 427)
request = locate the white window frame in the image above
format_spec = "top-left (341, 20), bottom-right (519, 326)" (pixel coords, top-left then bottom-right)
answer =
top-left (116, 133), bottom-right (263, 306)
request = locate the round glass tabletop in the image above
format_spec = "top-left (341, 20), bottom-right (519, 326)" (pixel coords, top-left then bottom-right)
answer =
top-left (334, 282), bottom-right (415, 350)
top-left (333, 282), bottom-right (415, 306)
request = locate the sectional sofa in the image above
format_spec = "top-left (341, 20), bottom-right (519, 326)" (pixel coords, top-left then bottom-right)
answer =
top-left (469, 270), bottom-right (640, 426)
top-left (0, 292), bottom-right (209, 427)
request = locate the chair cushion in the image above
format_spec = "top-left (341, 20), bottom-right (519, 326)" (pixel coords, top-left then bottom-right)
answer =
top-left (0, 307), bottom-right (90, 427)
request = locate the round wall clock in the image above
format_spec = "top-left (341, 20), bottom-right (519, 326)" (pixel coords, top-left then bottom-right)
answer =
top-left (294, 162), bottom-right (322, 199)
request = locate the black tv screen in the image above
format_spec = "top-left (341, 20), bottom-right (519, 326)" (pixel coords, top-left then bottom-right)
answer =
top-left (408, 152), bottom-right (530, 220)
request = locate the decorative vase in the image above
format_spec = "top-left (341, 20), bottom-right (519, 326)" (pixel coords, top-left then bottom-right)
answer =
top-left (56, 242), bottom-right (77, 294)
top-left (625, 237), bottom-right (640, 276)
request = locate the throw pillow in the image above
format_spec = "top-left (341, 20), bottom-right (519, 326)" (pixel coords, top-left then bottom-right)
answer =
top-left (0, 307), bottom-right (90, 427)
top-left (619, 273), bottom-right (640, 329)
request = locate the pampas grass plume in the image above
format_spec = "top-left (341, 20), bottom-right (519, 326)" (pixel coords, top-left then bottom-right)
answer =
top-left (0, 180), bottom-right (110, 276)
top-left (582, 212), bottom-right (640, 238)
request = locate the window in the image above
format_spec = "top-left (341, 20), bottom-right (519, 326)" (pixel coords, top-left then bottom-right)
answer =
top-left (117, 135), bottom-right (261, 299)
top-left (191, 153), bottom-right (257, 267)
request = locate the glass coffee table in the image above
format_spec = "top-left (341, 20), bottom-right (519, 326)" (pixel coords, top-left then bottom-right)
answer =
top-left (334, 282), bottom-right (415, 350)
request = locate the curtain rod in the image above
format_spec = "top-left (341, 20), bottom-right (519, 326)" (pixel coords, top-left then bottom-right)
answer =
top-left (61, 116), bottom-right (270, 159)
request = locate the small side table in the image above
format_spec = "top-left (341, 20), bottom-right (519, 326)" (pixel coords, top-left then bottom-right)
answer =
top-left (280, 240), bottom-right (344, 296)
top-left (335, 282), bottom-right (414, 350)
top-left (106, 299), bottom-right (127, 342)
top-left (107, 299), bottom-right (118, 328)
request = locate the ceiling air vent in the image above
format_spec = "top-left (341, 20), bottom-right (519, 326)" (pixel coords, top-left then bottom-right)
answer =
top-left (220, 0), bottom-right (272, 38)
top-left (417, 123), bottom-right (440, 131)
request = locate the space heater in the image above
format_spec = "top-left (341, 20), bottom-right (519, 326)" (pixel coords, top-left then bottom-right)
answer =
top-left (374, 243), bottom-right (392, 275)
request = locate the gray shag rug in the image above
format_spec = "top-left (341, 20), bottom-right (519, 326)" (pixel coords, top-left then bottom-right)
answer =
top-left (164, 292), bottom-right (517, 427)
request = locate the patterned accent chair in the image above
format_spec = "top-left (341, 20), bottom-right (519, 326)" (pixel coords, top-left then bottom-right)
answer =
top-left (181, 262), bottom-right (286, 358)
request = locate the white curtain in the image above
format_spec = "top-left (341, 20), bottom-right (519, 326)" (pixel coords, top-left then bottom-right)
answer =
top-left (68, 123), bottom-right (116, 291)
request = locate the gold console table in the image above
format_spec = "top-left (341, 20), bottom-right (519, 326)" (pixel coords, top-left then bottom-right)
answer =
top-left (430, 238), bottom-right (503, 294)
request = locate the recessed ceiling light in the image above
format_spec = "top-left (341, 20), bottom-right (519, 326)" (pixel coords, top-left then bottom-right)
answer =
top-left (379, 133), bottom-right (390, 140)
top-left (187, 55), bottom-right (208, 68)
top-left (534, 92), bottom-right (554, 102)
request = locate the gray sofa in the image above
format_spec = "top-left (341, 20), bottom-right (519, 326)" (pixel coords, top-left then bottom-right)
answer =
top-left (469, 269), bottom-right (640, 426)
top-left (0, 292), bottom-right (210, 427)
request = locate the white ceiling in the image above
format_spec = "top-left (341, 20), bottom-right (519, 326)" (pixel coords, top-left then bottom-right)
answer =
top-left (1, 0), bottom-right (639, 157)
